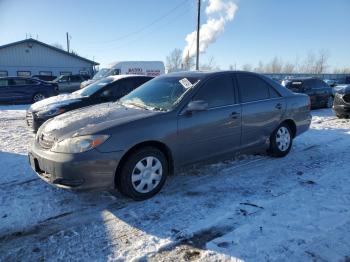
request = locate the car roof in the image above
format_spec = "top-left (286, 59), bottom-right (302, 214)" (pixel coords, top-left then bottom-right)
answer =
top-left (106, 74), bottom-right (153, 81)
top-left (164, 70), bottom-right (262, 79)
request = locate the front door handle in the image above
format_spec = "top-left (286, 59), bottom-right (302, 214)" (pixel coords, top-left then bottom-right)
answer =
top-left (275, 103), bottom-right (282, 110)
top-left (231, 112), bottom-right (240, 119)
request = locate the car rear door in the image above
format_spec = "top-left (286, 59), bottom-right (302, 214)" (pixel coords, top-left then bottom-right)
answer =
top-left (9, 78), bottom-right (30, 102)
top-left (177, 74), bottom-right (242, 164)
top-left (236, 73), bottom-right (286, 148)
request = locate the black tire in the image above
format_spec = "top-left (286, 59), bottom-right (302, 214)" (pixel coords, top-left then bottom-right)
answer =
top-left (32, 93), bottom-right (46, 103)
top-left (336, 114), bottom-right (348, 119)
top-left (269, 123), bottom-right (293, 158)
top-left (117, 147), bottom-right (168, 200)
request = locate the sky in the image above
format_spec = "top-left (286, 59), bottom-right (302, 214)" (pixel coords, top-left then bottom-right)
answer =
top-left (0, 0), bottom-right (349, 70)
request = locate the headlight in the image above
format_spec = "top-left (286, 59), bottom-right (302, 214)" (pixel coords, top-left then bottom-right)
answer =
top-left (51, 135), bottom-right (110, 153)
top-left (36, 108), bottom-right (65, 118)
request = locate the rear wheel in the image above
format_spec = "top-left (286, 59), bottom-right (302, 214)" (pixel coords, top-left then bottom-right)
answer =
top-left (32, 93), bottom-right (46, 103)
top-left (269, 123), bottom-right (293, 157)
top-left (117, 147), bottom-right (168, 200)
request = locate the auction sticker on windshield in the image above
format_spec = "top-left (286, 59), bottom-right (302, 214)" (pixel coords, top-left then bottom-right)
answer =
top-left (179, 78), bottom-right (193, 89)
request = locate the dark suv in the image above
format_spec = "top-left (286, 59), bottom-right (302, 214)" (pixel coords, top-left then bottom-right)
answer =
top-left (284, 78), bottom-right (333, 108)
top-left (0, 77), bottom-right (58, 104)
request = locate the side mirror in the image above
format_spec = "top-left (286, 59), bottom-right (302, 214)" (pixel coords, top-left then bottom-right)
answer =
top-left (101, 90), bottom-right (112, 99)
top-left (185, 100), bottom-right (208, 114)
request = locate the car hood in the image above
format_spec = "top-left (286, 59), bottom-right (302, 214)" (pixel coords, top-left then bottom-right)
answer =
top-left (335, 85), bottom-right (350, 94)
top-left (39, 103), bottom-right (160, 140)
top-left (29, 93), bottom-right (85, 112)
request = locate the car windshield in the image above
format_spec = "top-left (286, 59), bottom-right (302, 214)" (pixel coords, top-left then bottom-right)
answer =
top-left (74, 77), bottom-right (115, 97)
top-left (52, 75), bottom-right (65, 82)
top-left (92, 68), bottom-right (110, 80)
top-left (120, 76), bottom-right (200, 111)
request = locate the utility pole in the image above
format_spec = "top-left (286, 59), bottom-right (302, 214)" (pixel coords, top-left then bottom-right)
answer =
top-left (196, 0), bottom-right (201, 70)
top-left (66, 32), bottom-right (70, 53)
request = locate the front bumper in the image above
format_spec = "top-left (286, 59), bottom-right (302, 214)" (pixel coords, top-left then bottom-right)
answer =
top-left (333, 104), bottom-right (350, 116)
top-left (28, 142), bottom-right (123, 190)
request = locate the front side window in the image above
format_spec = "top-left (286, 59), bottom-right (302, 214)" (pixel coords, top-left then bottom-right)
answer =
top-left (237, 74), bottom-right (270, 102)
top-left (193, 75), bottom-right (235, 108)
top-left (17, 71), bottom-right (31, 77)
top-left (120, 76), bottom-right (201, 111)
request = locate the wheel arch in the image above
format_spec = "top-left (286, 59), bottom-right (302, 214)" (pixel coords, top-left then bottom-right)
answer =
top-left (281, 119), bottom-right (297, 138)
top-left (114, 140), bottom-right (174, 188)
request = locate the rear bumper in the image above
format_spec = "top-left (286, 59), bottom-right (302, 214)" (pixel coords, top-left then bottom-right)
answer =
top-left (28, 143), bottom-right (123, 190)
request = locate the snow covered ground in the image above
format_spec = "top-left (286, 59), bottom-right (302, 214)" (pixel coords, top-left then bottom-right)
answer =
top-left (0, 105), bottom-right (349, 261)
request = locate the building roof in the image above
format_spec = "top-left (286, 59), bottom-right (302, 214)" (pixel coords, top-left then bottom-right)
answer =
top-left (0, 38), bottom-right (99, 65)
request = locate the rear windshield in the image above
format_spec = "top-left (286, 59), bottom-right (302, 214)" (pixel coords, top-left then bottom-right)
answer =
top-left (287, 81), bottom-right (303, 92)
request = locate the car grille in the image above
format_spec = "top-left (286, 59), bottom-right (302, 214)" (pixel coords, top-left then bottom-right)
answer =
top-left (343, 94), bottom-right (350, 103)
top-left (26, 111), bottom-right (34, 127)
top-left (38, 133), bottom-right (55, 150)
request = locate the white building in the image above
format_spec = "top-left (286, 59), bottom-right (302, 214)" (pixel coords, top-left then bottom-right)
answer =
top-left (0, 38), bottom-right (99, 78)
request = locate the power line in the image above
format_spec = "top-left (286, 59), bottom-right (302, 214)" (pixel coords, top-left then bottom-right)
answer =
top-left (90, 0), bottom-right (190, 45)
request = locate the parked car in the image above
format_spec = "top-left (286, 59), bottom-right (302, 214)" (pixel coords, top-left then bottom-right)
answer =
top-left (32, 75), bottom-right (57, 82)
top-left (284, 77), bottom-right (334, 108)
top-left (333, 84), bottom-right (350, 118)
top-left (28, 71), bottom-right (311, 200)
top-left (26, 75), bottom-right (152, 131)
top-left (0, 77), bottom-right (58, 104)
top-left (53, 74), bottom-right (90, 93)
top-left (80, 61), bottom-right (165, 88)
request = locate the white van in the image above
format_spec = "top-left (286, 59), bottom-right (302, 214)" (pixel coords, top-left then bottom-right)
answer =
top-left (81, 61), bottom-right (165, 88)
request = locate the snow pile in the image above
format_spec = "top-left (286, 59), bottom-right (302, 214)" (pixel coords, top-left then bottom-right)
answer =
top-left (0, 106), bottom-right (349, 261)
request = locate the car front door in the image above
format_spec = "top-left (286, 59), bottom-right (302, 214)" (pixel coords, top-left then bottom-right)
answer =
top-left (236, 73), bottom-right (286, 148)
top-left (57, 75), bottom-right (70, 93)
top-left (68, 75), bottom-right (82, 92)
top-left (177, 74), bottom-right (242, 165)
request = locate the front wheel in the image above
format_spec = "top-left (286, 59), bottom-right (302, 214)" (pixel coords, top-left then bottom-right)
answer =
top-left (269, 123), bottom-right (293, 157)
top-left (117, 147), bottom-right (168, 200)
top-left (32, 93), bottom-right (46, 103)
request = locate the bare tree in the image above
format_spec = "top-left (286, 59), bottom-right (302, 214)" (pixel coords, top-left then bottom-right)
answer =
top-left (200, 57), bottom-right (220, 71)
top-left (266, 57), bottom-right (283, 73)
top-left (242, 63), bottom-right (253, 71)
top-left (254, 61), bottom-right (265, 73)
top-left (314, 49), bottom-right (329, 74)
top-left (166, 48), bottom-right (183, 73)
top-left (283, 62), bottom-right (295, 74)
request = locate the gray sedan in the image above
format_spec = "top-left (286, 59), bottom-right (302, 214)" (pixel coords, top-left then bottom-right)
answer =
top-left (29, 71), bottom-right (312, 200)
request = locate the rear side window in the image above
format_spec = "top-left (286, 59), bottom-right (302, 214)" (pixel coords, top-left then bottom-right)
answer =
top-left (13, 79), bottom-right (26, 85)
top-left (237, 74), bottom-right (270, 102)
top-left (193, 75), bottom-right (235, 108)
top-left (70, 76), bottom-right (81, 82)
top-left (25, 79), bottom-right (38, 85)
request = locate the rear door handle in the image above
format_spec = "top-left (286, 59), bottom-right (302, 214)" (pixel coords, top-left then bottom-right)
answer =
top-left (231, 112), bottom-right (240, 119)
top-left (275, 103), bottom-right (282, 110)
